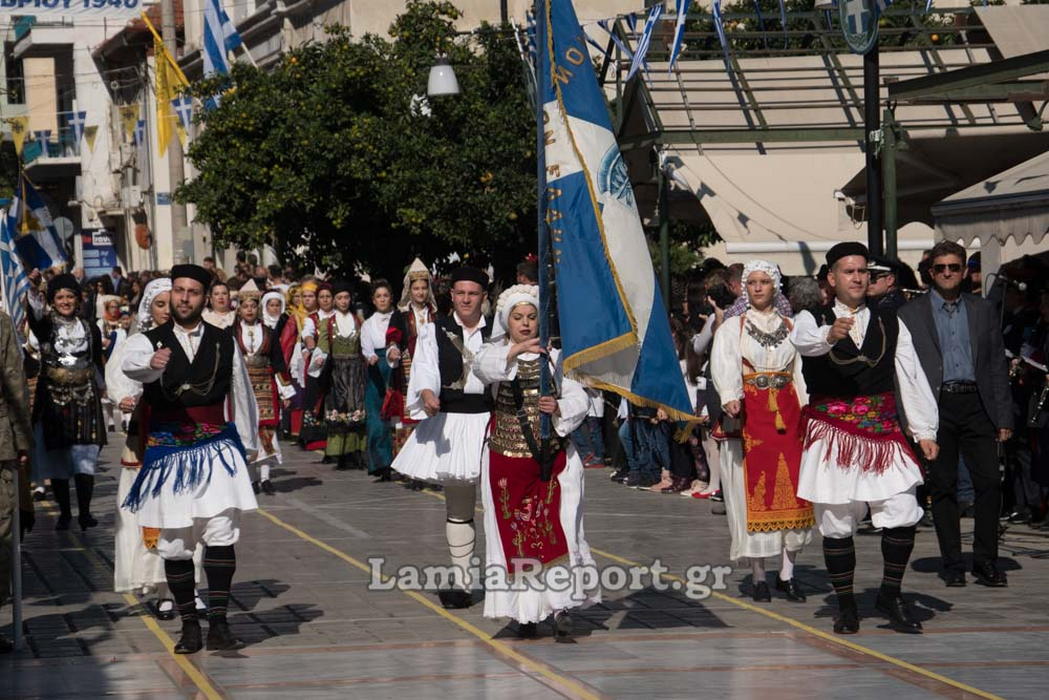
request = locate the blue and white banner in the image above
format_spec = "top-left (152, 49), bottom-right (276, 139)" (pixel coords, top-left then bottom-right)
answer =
top-left (712, 0), bottom-right (730, 59)
top-left (668, 0), bottom-right (692, 73)
top-left (626, 4), bottom-right (662, 80)
top-left (13, 177), bottom-right (67, 272)
top-left (66, 110), bottom-right (86, 142)
top-left (171, 95), bottom-right (193, 130)
top-left (0, 199), bottom-right (30, 333)
top-left (0, 0), bottom-right (143, 19)
top-left (597, 18), bottom-right (632, 60)
top-left (133, 119), bottom-right (146, 147)
top-left (203, 0), bottom-right (242, 77)
top-left (536, 0), bottom-right (693, 421)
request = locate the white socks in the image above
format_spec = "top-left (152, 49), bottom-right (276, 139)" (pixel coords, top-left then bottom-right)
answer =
top-left (780, 548), bottom-right (797, 581)
top-left (446, 519), bottom-right (476, 591)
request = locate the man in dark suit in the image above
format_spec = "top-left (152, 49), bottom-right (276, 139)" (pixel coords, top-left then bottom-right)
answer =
top-left (898, 240), bottom-right (1013, 587)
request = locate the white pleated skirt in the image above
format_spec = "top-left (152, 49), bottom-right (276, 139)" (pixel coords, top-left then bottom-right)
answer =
top-left (480, 443), bottom-right (601, 624)
top-left (796, 436), bottom-right (923, 506)
top-left (391, 412), bottom-right (489, 482)
top-left (719, 439), bottom-right (813, 563)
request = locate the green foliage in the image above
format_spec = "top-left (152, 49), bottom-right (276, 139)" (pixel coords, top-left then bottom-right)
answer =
top-left (177, 1), bottom-right (535, 283)
top-left (0, 142), bottom-right (18, 199)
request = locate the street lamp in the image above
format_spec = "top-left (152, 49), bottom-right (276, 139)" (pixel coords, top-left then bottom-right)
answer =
top-left (427, 55), bottom-right (460, 97)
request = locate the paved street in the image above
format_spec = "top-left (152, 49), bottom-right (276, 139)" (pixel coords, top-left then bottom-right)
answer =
top-left (3, 438), bottom-right (1048, 699)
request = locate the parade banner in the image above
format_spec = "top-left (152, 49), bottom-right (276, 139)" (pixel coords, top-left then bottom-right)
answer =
top-left (537, 0), bottom-right (693, 421)
top-left (0, 0), bottom-right (145, 19)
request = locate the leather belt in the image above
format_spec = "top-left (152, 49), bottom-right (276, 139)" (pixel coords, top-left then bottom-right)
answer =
top-left (743, 372), bottom-right (791, 390)
top-left (941, 381), bottom-right (978, 394)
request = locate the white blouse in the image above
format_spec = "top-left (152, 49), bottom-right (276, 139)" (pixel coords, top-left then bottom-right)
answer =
top-left (711, 307), bottom-right (808, 408)
top-left (361, 311), bottom-right (393, 360)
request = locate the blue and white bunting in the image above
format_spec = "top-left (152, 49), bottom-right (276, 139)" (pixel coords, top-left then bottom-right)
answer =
top-left (203, 0), bottom-right (243, 77)
top-left (535, 0), bottom-right (694, 421)
top-left (134, 119), bottom-right (146, 147)
top-left (597, 18), bottom-right (633, 60)
top-left (668, 0), bottom-right (692, 73)
top-left (0, 199), bottom-right (30, 334)
top-left (626, 4), bottom-right (663, 80)
top-left (66, 111), bottom-right (87, 143)
top-left (13, 177), bottom-right (67, 272)
top-left (33, 130), bottom-right (51, 146)
top-left (712, 0), bottom-right (730, 59)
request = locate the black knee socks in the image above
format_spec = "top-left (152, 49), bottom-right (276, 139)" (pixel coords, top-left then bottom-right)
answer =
top-left (203, 545), bottom-right (236, 623)
top-left (165, 559), bottom-right (197, 623)
top-left (52, 479), bottom-right (71, 517)
top-left (880, 525), bottom-right (916, 596)
top-left (74, 474), bottom-right (94, 516)
top-left (823, 536), bottom-right (856, 611)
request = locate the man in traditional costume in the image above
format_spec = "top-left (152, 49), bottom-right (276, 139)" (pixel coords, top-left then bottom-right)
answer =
top-left (712, 260), bottom-right (814, 603)
top-left (26, 272), bottom-right (106, 531)
top-left (385, 259), bottom-right (437, 457)
top-left (392, 266), bottom-right (492, 608)
top-left (121, 264), bottom-right (259, 653)
top-left (790, 242), bottom-right (939, 634)
top-left (234, 281), bottom-right (295, 494)
top-left (314, 281), bottom-right (368, 470)
top-left (474, 285), bottom-right (601, 638)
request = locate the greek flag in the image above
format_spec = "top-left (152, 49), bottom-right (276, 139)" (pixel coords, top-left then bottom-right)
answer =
top-left (874, 0), bottom-right (894, 12)
top-left (712, 0), bottom-right (730, 58)
top-left (134, 119), bottom-right (146, 147)
top-left (66, 110), bottom-right (87, 142)
top-left (172, 95), bottom-right (194, 130)
top-left (626, 4), bottom-right (662, 80)
top-left (597, 18), bottom-right (632, 60)
top-left (203, 0), bottom-right (242, 77)
top-left (13, 177), bottom-right (67, 272)
top-left (0, 199), bottom-right (30, 332)
top-left (536, 0), bottom-right (693, 421)
top-left (668, 0), bottom-right (692, 73)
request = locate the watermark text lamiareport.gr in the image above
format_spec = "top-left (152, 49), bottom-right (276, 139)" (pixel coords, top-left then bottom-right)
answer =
top-left (368, 557), bottom-right (732, 601)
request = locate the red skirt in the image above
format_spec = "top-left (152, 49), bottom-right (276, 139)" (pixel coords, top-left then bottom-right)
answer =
top-left (741, 377), bottom-right (814, 533)
top-left (489, 449), bottom-right (568, 574)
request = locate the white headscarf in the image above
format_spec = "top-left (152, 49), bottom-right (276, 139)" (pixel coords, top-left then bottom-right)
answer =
top-left (742, 259), bottom-right (782, 307)
top-left (137, 278), bottom-right (172, 331)
top-left (492, 284), bottom-right (539, 341)
top-left (261, 290), bottom-right (286, 329)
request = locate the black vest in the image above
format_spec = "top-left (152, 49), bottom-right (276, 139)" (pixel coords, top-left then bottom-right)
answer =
top-left (435, 314), bottom-right (492, 413)
top-left (801, 306), bottom-right (898, 399)
top-left (142, 321), bottom-right (234, 413)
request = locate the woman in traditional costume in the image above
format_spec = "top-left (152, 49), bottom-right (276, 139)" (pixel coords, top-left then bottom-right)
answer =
top-left (711, 260), bottom-right (814, 602)
top-left (26, 273), bottom-right (106, 531)
top-left (282, 284), bottom-right (308, 439)
top-left (234, 281), bottom-right (295, 494)
top-left (473, 285), bottom-right (601, 638)
top-left (361, 280), bottom-right (395, 480)
top-left (97, 294), bottom-right (127, 431)
top-left (315, 281), bottom-right (368, 469)
top-left (300, 281), bottom-right (334, 452)
top-left (202, 280), bottom-right (236, 329)
top-left (385, 259), bottom-right (437, 457)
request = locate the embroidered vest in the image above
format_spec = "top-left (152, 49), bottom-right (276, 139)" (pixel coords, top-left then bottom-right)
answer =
top-left (801, 306), bottom-right (898, 399)
top-left (142, 322), bottom-right (234, 420)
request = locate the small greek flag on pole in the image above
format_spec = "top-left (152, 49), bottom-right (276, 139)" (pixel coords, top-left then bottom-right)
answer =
top-left (668, 0), bottom-right (692, 73)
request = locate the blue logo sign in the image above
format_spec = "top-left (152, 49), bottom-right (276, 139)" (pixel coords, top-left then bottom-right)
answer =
top-left (840, 0), bottom-right (879, 55)
top-left (598, 147), bottom-right (634, 208)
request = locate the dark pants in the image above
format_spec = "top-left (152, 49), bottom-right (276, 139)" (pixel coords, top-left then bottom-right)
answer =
top-left (927, 391), bottom-right (1001, 571)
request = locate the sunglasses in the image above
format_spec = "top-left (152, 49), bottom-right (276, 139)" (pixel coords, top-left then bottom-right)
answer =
top-left (932, 263), bottom-right (962, 274)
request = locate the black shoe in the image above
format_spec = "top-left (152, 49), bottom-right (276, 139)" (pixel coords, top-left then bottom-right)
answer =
top-left (174, 621), bottom-right (203, 654)
top-left (251, 481), bottom-right (261, 494)
top-left (752, 580), bottom-right (771, 602)
top-left (518, 622), bottom-right (537, 638)
top-left (708, 490), bottom-right (724, 503)
top-left (609, 468), bottom-right (629, 483)
top-left (335, 455), bottom-right (350, 471)
top-left (1007, 509), bottom-right (1031, 525)
top-left (437, 589), bottom-right (474, 609)
top-left (775, 577), bottom-right (806, 602)
top-left (154, 598), bottom-right (176, 621)
top-left (944, 569), bottom-right (966, 587)
top-left (554, 610), bottom-right (574, 639)
top-left (78, 513), bottom-right (98, 531)
top-left (0, 634), bottom-right (12, 653)
top-left (875, 591), bottom-right (922, 632)
top-left (319, 455), bottom-right (335, 465)
top-left (372, 467), bottom-right (393, 483)
top-left (833, 606), bottom-right (859, 635)
top-left (206, 619), bottom-right (246, 651)
top-left (971, 561), bottom-right (1008, 587)
top-left (260, 479), bottom-right (276, 495)
top-left (55, 513), bottom-right (72, 531)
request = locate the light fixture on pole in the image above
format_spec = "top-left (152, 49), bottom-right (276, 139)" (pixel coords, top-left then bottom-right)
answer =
top-left (427, 55), bottom-right (460, 97)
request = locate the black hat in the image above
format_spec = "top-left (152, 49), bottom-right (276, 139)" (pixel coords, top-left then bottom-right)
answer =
top-left (450, 266), bottom-right (489, 288)
top-left (868, 255), bottom-right (897, 276)
top-left (330, 279), bottom-right (353, 297)
top-left (170, 264), bottom-right (213, 289)
top-left (47, 273), bottom-right (80, 302)
top-left (825, 242), bottom-right (869, 268)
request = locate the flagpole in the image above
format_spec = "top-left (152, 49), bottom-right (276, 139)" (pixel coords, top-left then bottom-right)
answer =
top-left (536, 0), bottom-right (553, 481)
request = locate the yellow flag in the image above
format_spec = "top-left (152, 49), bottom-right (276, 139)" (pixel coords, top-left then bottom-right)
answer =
top-left (119, 104), bottom-right (139, 142)
top-left (84, 125), bottom-right (99, 151)
top-left (7, 117), bottom-right (29, 155)
top-left (153, 34), bottom-right (190, 155)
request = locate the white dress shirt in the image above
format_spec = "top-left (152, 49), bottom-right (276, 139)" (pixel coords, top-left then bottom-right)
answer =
top-left (361, 311), bottom-right (392, 361)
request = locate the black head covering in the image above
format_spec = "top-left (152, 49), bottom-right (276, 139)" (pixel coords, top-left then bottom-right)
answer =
top-left (170, 264), bottom-right (213, 289)
top-left (330, 279), bottom-right (353, 297)
top-left (47, 273), bottom-right (80, 302)
top-left (825, 242), bottom-right (869, 268)
top-left (868, 255), bottom-right (897, 276)
top-left (450, 266), bottom-right (489, 288)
